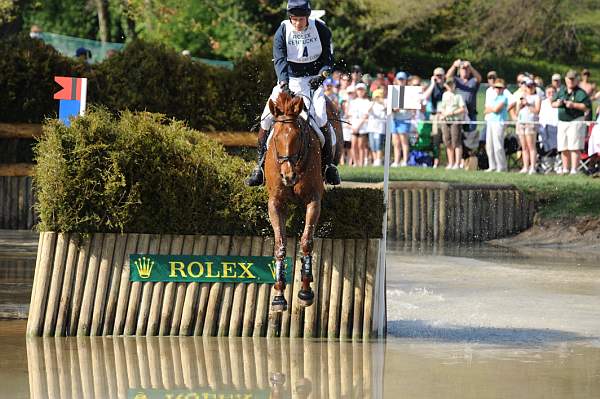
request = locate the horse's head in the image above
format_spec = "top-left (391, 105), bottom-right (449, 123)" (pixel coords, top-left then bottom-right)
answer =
top-left (268, 92), bottom-right (306, 187)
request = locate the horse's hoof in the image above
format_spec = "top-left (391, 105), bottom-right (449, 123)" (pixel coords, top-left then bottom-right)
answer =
top-left (298, 289), bottom-right (314, 307)
top-left (271, 296), bottom-right (288, 312)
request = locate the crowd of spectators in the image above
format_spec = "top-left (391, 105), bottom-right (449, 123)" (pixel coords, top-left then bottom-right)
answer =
top-left (324, 62), bottom-right (600, 175)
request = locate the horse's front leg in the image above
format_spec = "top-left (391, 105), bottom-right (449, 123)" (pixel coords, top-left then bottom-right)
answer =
top-left (269, 198), bottom-right (288, 312)
top-left (298, 199), bottom-right (321, 307)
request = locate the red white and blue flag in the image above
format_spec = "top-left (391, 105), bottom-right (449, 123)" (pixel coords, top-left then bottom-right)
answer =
top-left (54, 76), bottom-right (87, 126)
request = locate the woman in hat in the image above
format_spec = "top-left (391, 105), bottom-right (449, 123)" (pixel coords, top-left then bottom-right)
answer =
top-left (516, 78), bottom-right (541, 174)
top-left (246, 0), bottom-right (340, 186)
top-left (484, 79), bottom-right (510, 172)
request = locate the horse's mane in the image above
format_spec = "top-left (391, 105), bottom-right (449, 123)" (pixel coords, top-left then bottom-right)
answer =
top-left (275, 92), bottom-right (302, 117)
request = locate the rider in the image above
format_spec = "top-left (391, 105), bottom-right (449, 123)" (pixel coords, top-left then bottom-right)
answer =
top-left (245, 0), bottom-right (341, 186)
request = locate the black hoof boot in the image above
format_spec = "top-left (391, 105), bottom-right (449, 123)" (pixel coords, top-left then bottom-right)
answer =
top-left (298, 289), bottom-right (314, 307)
top-left (271, 294), bottom-right (288, 312)
top-left (325, 165), bottom-right (341, 185)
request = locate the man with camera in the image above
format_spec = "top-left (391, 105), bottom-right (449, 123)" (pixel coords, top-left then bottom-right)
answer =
top-left (551, 70), bottom-right (592, 175)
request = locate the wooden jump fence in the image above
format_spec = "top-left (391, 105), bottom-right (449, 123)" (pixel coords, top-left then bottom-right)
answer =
top-left (384, 181), bottom-right (535, 242)
top-left (0, 175), bottom-right (37, 230)
top-left (26, 336), bottom-right (385, 399)
top-left (26, 233), bottom-right (384, 339)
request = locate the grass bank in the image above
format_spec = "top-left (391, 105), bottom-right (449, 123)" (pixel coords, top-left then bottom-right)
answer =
top-left (339, 166), bottom-right (600, 219)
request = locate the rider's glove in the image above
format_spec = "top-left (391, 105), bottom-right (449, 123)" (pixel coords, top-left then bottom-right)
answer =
top-left (279, 81), bottom-right (293, 97)
top-left (309, 75), bottom-right (325, 90)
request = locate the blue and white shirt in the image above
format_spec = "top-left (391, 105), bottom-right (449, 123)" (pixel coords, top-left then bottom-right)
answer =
top-left (273, 18), bottom-right (334, 83)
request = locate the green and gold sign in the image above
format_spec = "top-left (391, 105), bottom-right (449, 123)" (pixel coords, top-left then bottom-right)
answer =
top-left (130, 255), bottom-right (293, 283)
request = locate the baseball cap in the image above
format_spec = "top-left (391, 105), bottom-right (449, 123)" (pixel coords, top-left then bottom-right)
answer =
top-left (75, 47), bottom-right (91, 58)
top-left (552, 73), bottom-right (561, 81)
top-left (522, 77), bottom-right (534, 86)
top-left (395, 71), bottom-right (408, 80)
top-left (355, 82), bottom-right (367, 90)
top-left (493, 79), bottom-right (505, 89)
top-left (565, 70), bottom-right (578, 79)
top-left (372, 88), bottom-right (384, 98)
top-left (346, 85), bottom-right (356, 93)
top-left (433, 67), bottom-right (445, 76)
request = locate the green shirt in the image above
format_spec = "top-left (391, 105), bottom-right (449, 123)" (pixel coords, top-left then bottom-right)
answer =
top-left (552, 86), bottom-right (591, 122)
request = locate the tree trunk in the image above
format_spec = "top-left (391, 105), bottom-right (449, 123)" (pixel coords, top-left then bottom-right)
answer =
top-left (95, 0), bottom-right (110, 42)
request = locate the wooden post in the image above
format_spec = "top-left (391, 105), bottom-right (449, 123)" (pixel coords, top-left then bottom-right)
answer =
top-left (227, 236), bottom-right (253, 337)
top-left (352, 240), bottom-right (367, 340)
top-left (41, 233), bottom-right (70, 336)
top-left (202, 236), bottom-right (233, 336)
top-left (178, 235), bottom-right (208, 336)
top-left (111, 234), bottom-right (141, 336)
top-left (169, 235), bottom-right (197, 335)
top-left (279, 237), bottom-right (297, 337)
top-left (363, 239), bottom-right (379, 339)
top-left (317, 238), bottom-right (333, 338)
top-left (90, 233), bottom-right (117, 336)
top-left (123, 234), bottom-right (152, 336)
top-left (217, 236), bottom-right (249, 337)
top-left (27, 232), bottom-right (56, 336)
top-left (241, 237), bottom-right (264, 337)
top-left (288, 237), bottom-right (306, 338)
top-left (411, 189), bottom-right (419, 242)
top-left (439, 189), bottom-right (446, 244)
top-left (253, 236), bottom-right (275, 337)
top-left (403, 189), bottom-right (411, 241)
top-left (302, 238), bottom-right (323, 338)
top-left (193, 236), bottom-right (219, 336)
top-left (339, 239), bottom-right (356, 339)
top-left (327, 239), bottom-right (345, 339)
top-left (155, 235), bottom-right (186, 336)
top-left (54, 234), bottom-right (80, 336)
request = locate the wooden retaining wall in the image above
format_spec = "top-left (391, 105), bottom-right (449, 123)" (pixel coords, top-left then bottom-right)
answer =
top-left (26, 336), bottom-right (385, 399)
top-left (26, 233), bottom-right (383, 339)
top-left (0, 175), bottom-right (37, 230)
top-left (385, 182), bottom-right (535, 243)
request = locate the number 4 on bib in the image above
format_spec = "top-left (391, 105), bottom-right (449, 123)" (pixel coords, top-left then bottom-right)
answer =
top-left (302, 47), bottom-right (308, 58)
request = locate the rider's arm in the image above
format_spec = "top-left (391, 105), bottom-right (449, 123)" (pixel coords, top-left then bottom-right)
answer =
top-left (273, 23), bottom-right (289, 84)
top-left (315, 20), bottom-right (334, 77)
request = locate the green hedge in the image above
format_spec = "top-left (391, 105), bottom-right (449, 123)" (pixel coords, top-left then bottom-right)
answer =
top-left (1, 35), bottom-right (274, 131)
top-left (34, 109), bottom-right (383, 239)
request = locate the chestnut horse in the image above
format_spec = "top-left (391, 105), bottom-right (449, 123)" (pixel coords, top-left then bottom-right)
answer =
top-left (265, 91), bottom-right (342, 312)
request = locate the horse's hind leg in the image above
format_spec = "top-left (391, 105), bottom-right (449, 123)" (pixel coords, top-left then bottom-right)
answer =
top-left (269, 199), bottom-right (288, 312)
top-left (298, 199), bottom-right (321, 307)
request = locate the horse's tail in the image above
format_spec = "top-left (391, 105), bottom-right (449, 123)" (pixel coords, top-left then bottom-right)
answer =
top-left (325, 97), bottom-right (344, 165)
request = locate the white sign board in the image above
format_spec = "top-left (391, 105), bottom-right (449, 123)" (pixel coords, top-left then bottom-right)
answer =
top-left (387, 85), bottom-right (422, 113)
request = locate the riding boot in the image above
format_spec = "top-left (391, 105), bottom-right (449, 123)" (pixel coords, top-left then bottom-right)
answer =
top-left (320, 125), bottom-right (341, 185)
top-left (245, 128), bottom-right (268, 187)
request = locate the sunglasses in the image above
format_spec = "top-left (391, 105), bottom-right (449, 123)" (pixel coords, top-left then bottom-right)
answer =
top-left (435, 74), bottom-right (444, 77)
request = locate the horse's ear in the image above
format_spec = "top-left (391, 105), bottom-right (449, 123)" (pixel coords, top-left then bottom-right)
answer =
top-left (269, 99), bottom-right (282, 117)
top-left (290, 96), bottom-right (304, 116)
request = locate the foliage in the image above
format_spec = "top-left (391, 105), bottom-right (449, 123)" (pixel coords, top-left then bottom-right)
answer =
top-left (340, 166), bottom-right (600, 219)
top-left (0, 34), bottom-right (86, 123)
top-left (34, 108), bottom-right (383, 238)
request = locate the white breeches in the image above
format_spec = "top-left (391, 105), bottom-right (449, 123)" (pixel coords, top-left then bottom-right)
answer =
top-left (260, 76), bottom-right (328, 131)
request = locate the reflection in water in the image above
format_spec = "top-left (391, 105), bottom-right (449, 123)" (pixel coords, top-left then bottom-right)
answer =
top-left (26, 337), bottom-right (385, 399)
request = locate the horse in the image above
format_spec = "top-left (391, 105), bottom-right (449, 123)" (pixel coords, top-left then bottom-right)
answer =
top-left (264, 91), bottom-right (342, 312)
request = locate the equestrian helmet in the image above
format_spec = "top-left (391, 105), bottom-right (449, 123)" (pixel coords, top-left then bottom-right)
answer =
top-left (287, 0), bottom-right (311, 17)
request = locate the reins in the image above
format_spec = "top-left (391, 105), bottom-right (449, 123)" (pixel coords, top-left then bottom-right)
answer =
top-left (272, 115), bottom-right (311, 169)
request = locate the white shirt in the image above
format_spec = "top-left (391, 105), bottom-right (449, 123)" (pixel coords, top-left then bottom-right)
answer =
top-left (539, 98), bottom-right (559, 127)
top-left (349, 98), bottom-right (372, 134)
top-left (367, 101), bottom-right (387, 134)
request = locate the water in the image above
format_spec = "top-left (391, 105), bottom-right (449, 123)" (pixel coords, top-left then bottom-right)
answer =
top-left (1, 234), bottom-right (599, 398)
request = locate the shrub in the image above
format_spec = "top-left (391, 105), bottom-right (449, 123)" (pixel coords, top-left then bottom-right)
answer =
top-left (34, 109), bottom-right (382, 238)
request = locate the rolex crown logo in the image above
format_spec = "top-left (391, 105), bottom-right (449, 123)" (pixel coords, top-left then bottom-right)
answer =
top-left (134, 256), bottom-right (154, 279)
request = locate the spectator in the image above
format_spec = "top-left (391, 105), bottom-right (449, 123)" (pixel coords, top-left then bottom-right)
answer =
top-left (338, 73), bottom-right (351, 105)
top-left (516, 77), bottom-right (542, 174)
top-left (323, 78), bottom-right (339, 109)
top-left (438, 77), bottom-right (466, 169)
top-left (551, 73), bottom-right (562, 91)
top-left (534, 76), bottom-right (545, 97)
top-left (75, 47), bottom-right (92, 63)
top-left (340, 85), bottom-right (355, 166)
top-left (367, 88), bottom-right (387, 166)
top-left (351, 65), bottom-right (363, 86)
top-left (552, 70), bottom-right (592, 175)
top-left (390, 72), bottom-right (412, 167)
top-left (29, 25), bottom-right (42, 39)
top-left (349, 83), bottom-right (371, 166)
top-left (422, 67), bottom-right (446, 168)
top-left (485, 70), bottom-right (514, 141)
top-left (370, 72), bottom-right (387, 94)
top-left (539, 85), bottom-right (560, 173)
top-left (484, 78), bottom-right (510, 172)
top-left (580, 69), bottom-right (596, 121)
top-left (446, 59), bottom-right (482, 128)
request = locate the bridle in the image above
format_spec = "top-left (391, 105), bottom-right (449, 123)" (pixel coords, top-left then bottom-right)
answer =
top-left (272, 115), bottom-right (310, 169)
